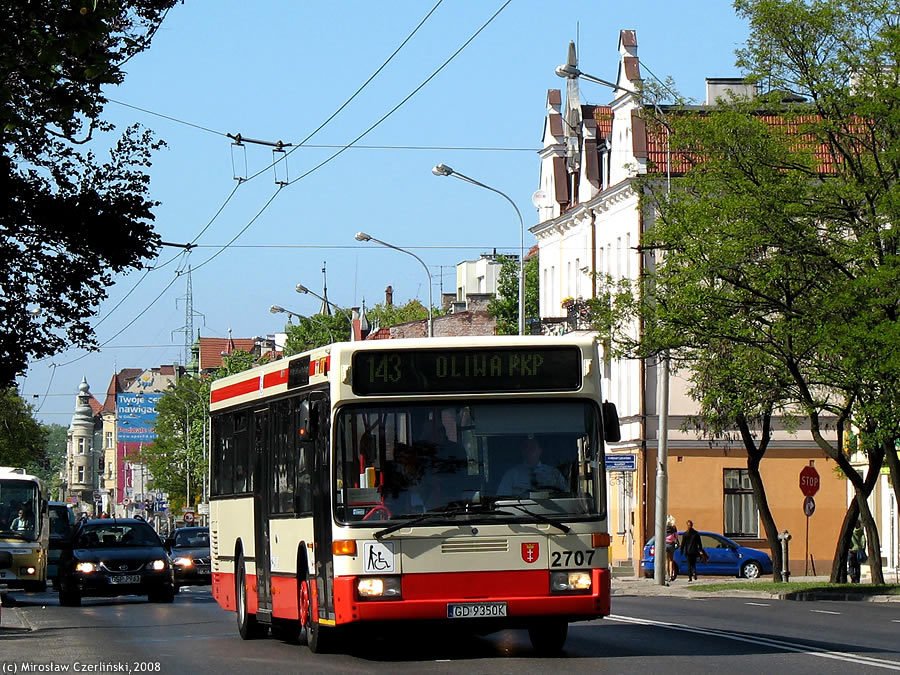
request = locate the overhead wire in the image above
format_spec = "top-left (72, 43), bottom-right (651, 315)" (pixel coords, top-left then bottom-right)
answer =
top-left (86, 1), bottom-right (449, 341)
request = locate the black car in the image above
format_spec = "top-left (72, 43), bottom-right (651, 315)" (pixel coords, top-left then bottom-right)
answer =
top-left (58, 517), bottom-right (175, 606)
top-left (166, 526), bottom-right (210, 588)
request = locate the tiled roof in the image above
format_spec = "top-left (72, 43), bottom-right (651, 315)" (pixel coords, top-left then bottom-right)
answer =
top-left (592, 106), bottom-right (613, 139)
top-left (644, 109), bottom-right (841, 177)
top-left (198, 337), bottom-right (258, 370)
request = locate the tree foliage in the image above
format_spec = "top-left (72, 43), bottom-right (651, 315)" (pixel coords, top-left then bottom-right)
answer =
top-left (0, 388), bottom-right (46, 468)
top-left (623, 0), bottom-right (900, 582)
top-left (487, 256), bottom-right (538, 335)
top-left (283, 312), bottom-right (351, 354)
top-left (0, 0), bottom-right (178, 386)
top-left (137, 377), bottom-right (209, 509)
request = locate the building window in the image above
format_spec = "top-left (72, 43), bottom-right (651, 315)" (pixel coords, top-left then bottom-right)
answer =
top-left (77, 438), bottom-right (85, 455)
top-left (77, 465), bottom-right (85, 483)
top-left (105, 431), bottom-right (113, 449)
top-left (724, 469), bottom-right (758, 537)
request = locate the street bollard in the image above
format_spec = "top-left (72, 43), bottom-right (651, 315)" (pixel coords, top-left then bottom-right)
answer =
top-left (777, 530), bottom-right (791, 581)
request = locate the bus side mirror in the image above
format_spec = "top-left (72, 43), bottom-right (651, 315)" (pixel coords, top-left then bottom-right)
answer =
top-left (602, 401), bottom-right (621, 443)
top-left (0, 550), bottom-right (11, 570)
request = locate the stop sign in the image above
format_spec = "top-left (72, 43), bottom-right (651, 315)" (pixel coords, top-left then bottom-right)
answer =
top-left (799, 466), bottom-right (820, 497)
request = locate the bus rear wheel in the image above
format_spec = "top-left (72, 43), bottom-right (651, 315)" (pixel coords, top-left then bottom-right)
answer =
top-left (528, 619), bottom-right (568, 655)
top-left (236, 554), bottom-right (266, 639)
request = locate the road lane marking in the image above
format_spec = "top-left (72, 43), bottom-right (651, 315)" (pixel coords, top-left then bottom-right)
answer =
top-left (810, 609), bottom-right (841, 615)
top-left (745, 602), bottom-right (770, 607)
top-left (609, 614), bottom-right (900, 670)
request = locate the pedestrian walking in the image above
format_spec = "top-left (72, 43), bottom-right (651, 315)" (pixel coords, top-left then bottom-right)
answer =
top-left (848, 522), bottom-right (866, 584)
top-left (681, 520), bottom-right (705, 582)
top-left (664, 516), bottom-right (679, 583)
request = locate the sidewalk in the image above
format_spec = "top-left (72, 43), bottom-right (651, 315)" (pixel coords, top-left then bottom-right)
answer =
top-left (0, 592), bottom-right (31, 631)
top-left (612, 574), bottom-right (900, 602)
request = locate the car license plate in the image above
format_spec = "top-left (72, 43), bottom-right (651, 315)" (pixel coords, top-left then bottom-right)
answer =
top-left (109, 575), bottom-right (141, 584)
top-left (447, 602), bottom-right (507, 619)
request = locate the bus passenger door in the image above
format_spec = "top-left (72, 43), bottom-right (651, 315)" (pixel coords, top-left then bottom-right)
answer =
top-left (252, 408), bottom-right (273, 619)
top-left (309, 395), bottom-right (334, 625)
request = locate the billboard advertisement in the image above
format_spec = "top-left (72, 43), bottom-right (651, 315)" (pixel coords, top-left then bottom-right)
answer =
top-left (116, 393), bottom-right (162, 443)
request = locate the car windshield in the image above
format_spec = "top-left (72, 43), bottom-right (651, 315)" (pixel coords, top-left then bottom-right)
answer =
top-left (49, 506), bottom-right (73, 540)
top-left (76, 523), bottom-right (160, 548)
top-left (174, 530), bottom-right (209, 548)
top-left (334, 400), bottom-right (603, 525)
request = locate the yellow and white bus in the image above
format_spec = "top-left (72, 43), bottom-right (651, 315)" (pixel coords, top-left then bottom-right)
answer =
top-left (0, 467), bottom-right (49, 591)
top-left (209, 335), bottom-right (619, 654)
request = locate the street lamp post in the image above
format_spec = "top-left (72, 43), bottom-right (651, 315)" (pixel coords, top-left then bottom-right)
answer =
top-left (294, 285), bottom-right (354, 341)
top-left (431, 163), bottom-right (525, 336)
top-left (270, 305), bottom-right (336, 342)
top-left (556, 54), bottom-right (671, 587)
top-left (354, 231), bottom-right (433, 337)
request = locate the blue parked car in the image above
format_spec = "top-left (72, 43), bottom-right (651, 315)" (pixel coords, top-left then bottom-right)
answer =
top-left (640, 531), bottom-right (772, 579)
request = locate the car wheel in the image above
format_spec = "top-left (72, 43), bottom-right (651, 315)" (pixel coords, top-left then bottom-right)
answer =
top-left (741, 560), bottom-right (763, 579)
top-left (528, 619), bottom-right (568, 655)
top-left (59, 587), bottom-right (81, 607)
top-left (236, 554), bottom-right (266, 639)
top-left (149, 586), bottom-right (175, 603)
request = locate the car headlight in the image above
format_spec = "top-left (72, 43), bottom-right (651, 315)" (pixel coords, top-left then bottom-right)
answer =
top-left (173, 557), bottom-right (193, 568)
top-left (148, 559), bottom-right (168, 571)
top-left (76, 561), bottom-right (97, 574)
top-left (550, 571), bottom-right (592, 593)
top-left (357, 576), bottom-right (401, 600)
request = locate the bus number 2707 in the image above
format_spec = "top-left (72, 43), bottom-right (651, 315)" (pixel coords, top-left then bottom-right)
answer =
top-left (551, 550), bottom-right (595, 567)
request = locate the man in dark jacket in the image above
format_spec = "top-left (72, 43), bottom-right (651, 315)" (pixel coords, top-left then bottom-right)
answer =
top-left (681, 520), bottom-right (705, 582)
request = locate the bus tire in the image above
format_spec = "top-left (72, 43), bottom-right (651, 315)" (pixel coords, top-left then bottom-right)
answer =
top-left (302, 574), bottom-right (333, 654)
top-left (528, 619), bottom-right (568, 655)
top-left (236, 554), bottom-right (266, 639)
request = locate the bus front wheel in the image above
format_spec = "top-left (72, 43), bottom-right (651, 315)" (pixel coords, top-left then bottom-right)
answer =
top-left (236, 554), bottom-right (266, 639)
top-left (303, 574), bottom-right (334, 654)
top-left (528, 619), bottom-right (568, 655)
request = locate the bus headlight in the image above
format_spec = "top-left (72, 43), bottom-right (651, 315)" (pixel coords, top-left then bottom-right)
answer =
top-left (357, 576), bottom-right (401, 600)
top-left (76, 562), bottom-right (97, 574)
top-left (550, 571), bottom-right (592, 593)
top-left (20, 566), bottom-right (37, 576)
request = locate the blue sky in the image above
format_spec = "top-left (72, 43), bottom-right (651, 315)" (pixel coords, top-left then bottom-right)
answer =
top-left (20, 0), bottom-right (749, 425)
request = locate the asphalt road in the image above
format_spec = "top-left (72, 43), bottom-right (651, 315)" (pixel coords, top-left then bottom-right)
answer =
top-left (1, 586), bottom-right (898, 674)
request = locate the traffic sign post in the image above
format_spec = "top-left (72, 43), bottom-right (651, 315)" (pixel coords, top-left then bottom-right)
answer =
top-left (799, 466), bottom-right (820, 575)
top-left (799, 466), bottom-right (820, 497)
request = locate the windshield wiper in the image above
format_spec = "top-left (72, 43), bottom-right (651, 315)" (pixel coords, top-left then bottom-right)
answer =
top-left (374, 502), bottom-right (508, 540)
top-left (493, 500), bottom-right (570, 533)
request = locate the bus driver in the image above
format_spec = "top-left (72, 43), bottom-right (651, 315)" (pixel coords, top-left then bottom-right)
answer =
top-left (497, 436), bottom-right (567, 497)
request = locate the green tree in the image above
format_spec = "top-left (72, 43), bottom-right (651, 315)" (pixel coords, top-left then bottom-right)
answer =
top-left (138, 377), bottom-right (209, 510)
top-left (487, 256), bottom-right (539, 335)
top-left (283, 313), bottom-right (351, 355)
top-left (28, 424), bottom-right (68, 497)
top-left (1, 0), bottom-right (178, 386)
top-left (627, 0), bottom-right (900, 583)
top-left (0, 388), bottom-right (46, 467)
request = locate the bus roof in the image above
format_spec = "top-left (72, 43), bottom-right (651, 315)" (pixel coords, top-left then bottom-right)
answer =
top-left (210, 333), bottom-right (601, 412)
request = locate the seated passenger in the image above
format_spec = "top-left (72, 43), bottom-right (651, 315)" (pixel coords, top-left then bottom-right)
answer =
top-left (497, 436), bottom-right (568, 498)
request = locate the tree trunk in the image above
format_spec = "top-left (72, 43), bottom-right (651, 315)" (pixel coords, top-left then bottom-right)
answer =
top-left (737, 414), bottom-right (782, 581)
top-left (830, 500), bottom-right (858, 582)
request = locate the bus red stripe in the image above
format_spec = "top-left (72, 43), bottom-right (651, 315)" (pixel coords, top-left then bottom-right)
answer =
top-left (262, 369), bottom-right (288, 390)
top-left (211, 377), bottom-right (260, 403)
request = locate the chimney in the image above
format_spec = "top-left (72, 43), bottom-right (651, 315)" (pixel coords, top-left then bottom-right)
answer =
top-left (385, 285), bottom-right (393, 307)
top-left (705, 78), bottom-right (757, 105)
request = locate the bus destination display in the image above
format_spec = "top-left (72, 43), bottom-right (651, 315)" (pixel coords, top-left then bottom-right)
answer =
top-left (352, 346), bottom-right (582, 395)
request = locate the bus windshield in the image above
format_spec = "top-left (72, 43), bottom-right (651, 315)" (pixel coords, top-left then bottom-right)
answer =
top-left (334, 400), bottom-right (602, 525)
top-left (0, 479), bottom-right (41, 541)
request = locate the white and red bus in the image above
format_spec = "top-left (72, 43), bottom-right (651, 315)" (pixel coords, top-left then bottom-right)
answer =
top-left (208, 334), bottom-right (619, 654)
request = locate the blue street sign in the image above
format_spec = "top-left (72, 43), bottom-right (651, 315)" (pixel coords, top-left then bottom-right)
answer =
top-left (605, 454), bottom-right (637, 471)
